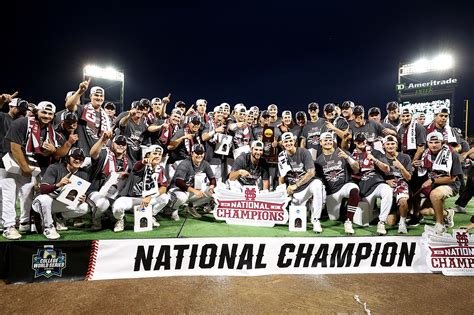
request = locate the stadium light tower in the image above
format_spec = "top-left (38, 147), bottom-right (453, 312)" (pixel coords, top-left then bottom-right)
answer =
top-left (398, 53), bottom-right (454, 78)
top-left (83, 64), bottom-right (125, 112)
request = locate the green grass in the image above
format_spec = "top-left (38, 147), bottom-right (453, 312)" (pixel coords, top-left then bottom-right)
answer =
top-left (2, 197), bottom-right (472, 241)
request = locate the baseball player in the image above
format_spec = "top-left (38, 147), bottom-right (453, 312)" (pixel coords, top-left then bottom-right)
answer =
top-left (278, 132), bottom-right (326, 233)
top-left (31, 148), bottom-right (90, 240)
top-left (315, 132), bottom-right (360, 235)
top-left (351, 132), bottom-right (392, 235)
top-left (112, 145), bottom-right (170, 232)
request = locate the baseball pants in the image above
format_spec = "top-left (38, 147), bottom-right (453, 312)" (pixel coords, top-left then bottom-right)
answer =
top-left (112, 193), bottom-right (170, 220)
top-left (32, 194), bottom-right (89, 228)
top-left (290, 179), bottom-right (326, 223)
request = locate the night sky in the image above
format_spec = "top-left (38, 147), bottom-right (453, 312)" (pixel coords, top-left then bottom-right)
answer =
top-left (4, 1), bottom-right (474, 131)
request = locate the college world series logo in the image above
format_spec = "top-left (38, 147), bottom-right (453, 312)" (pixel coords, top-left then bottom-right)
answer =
top-left (423, 229), bottom-right (474, 276)
top-left (213, 186), bottom-right (290, 227)
top-left (32, 245), bottom-right (67, 278)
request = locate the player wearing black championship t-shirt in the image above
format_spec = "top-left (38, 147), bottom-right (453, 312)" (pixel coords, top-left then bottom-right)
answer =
top-left (228, 141), bottom-right (270, 191)
top-left (351, 132), bottom-right (393, 235)
top-left (278, 132), bottom-right (326, 233)
top-left (382, 135), bottom-right (413, 234)
top-left (315, 132), bottom-right (360, 235)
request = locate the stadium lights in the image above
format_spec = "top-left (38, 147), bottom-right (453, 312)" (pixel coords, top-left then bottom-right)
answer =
top-left (399, 54), bottom-right (454, 76)
top-left (83, 64), bottom-right (124, 82)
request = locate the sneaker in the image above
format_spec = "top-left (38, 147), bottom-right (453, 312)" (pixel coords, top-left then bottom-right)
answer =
top-left (454, 205), bottom-right (467, 213)
top-left (91, 218), bottom-right (102, 231)
top-left (377, 221), bottom-right (387, 235)
top-left (186, 205), bottom-right (202, 219)
top-left (408, 215), bottom-right (424, 227)
top-left (444, 208), bottom-right (455, 228)
top-left (114, 218), bottom-right (124, 232)
top-left (54, 214), bottom-right (68, 231)
top-left (43, 226), bottom-right (60, 240)
top-left (171, 210), bottom-right (180, 221)
top-left (2, 226), bottom-right (22, 240)
top-left (152, 217), bottom-right (160, 228)
top-left (313, 220), bottom-right (322, 233)
top-left (425, 223), bottom-right (448, 235)
top-left (398, 220), bottom-right (408, 234)
top-left (344, 220), bottom-right (354, 235)
top-left (0, 224), bottom-right (3, 232)
top-left (18, 223), bottom-right (30, 233)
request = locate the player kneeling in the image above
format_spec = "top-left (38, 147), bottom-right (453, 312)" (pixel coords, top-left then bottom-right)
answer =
top-left (32, 148), bottom-right (90, 240)
top-left (315, 132), bottom-right (360, 235)
top-left (112, 145), bottom-right (169, 232)
top-left (278, 132), bottom-right (326, 233)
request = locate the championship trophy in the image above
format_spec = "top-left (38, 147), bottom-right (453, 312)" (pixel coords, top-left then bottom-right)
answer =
top-left (262, 126), bottom-right (277, 163)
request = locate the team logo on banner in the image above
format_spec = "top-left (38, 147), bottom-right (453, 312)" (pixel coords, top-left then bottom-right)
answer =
top-left (213, 186), bottom-right (289, 227)
top-left (32, 245), bottom-right (67, 278)
top-left (423, 229), bottom-right (474, 276)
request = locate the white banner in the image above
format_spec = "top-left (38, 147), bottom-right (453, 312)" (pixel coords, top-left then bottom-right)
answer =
top-left (87, 236), bottom-right (432, 280)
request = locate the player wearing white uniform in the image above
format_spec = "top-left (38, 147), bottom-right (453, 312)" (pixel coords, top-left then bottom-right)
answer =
top-left (112, 145), bottom-right (170, 232)
top-left (278, 132), bottom-right (326, 233)
top-left (315, 132), bottom-right (360, 235)
top-left (31, 148), bottom-right (90, 240)
top-left (351, 133), bottom-right (392, 235)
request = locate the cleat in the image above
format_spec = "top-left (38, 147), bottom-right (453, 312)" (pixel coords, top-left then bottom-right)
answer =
top-left (43, 225), bottom-right (60, 240)
top-left (344, 220), bottom-right (354, 235)
top-left (398, 220), bottom-right (408, 234)
top-left (377, 221), bottom-right (387, 235)
top-left (444, 208), bottom-right (455, 228)
top-left (152, 217), bottom-right (160, 227)
top-left (53, 214), bottom-right (68, 231)
top-left (454, 205), bottom-right (467, 213)
top-left (114, 218), bottom-right (124, 232)
top-left (186, 206), bottom-right (202, 219)
top-left (2, 226), bottom-right (22, 240)
top-left (312, 220), bottom-right (323, 233)
top-left (171, 210), bottom-right (180, 221)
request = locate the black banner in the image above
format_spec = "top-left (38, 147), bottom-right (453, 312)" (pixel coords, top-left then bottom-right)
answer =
top-left (1, 241), bottom-right (92, 284)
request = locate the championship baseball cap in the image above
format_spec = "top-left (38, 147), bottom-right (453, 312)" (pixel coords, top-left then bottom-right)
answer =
top-left (221, 102), bottom-right (230, 110)
top-left (188, 114), bottom-right (201, 125)
top-left (382, 135), bottom-right (398, 144)
top-left (171, 108), bottom-right (183, 116)
top-left (417, 112), bottom-right (426, 118)
top-left (68, 147), bottom-right (86, 159)
top-left (234, 103), bottom-right (246, 113)
top-left (64, 112), bottom-right (78, 123)
top-left (113, 135), bottom-right (127, 146)
top-left (341, 101), bottom-right (355, 109)
top-left (104, 102), bottom-right (116, 110)
top-left (140, 98), bottom-right (151, 108)
top-left (90, 86), bottom-right (104, 95)
top-left (175, 101), bottom-right (186, 108)
top-left (400, 107), bottom-right (412, 115)
top-left (65, 91), bottom-right (75, 101)
top-left (151, 97), bottom-right (161, 104)
top-left (196, 99), bottom-right (207, 106)
top-left (36, 101), bottom-right (56, 113)
top-left (251, 140), bottom-right (264, 149)
top-left (144, 145), bottom-right (163, 157)
top-left (426, 131), bottom-right (443, 142)
top-left (320, 132), bottom-right (333, 141)
top-left (353, 132), bottom-right (366, 143)
top-left (268, 104), bottom-right (278, 111)
top-left (368, 107), bottom-right (381, 116)
top-left (308, 102), bottom-right (319, 111)
top-left (250, 106), bottom-right (259, 112)
top-left (131, 101), bottom-right (141, 109)
top-left (353, 105), bottom-right (365, 117)
top-left (282, 110), bottom-right (292, 117)
top-left (434, 106), bottom-right (450, 115)
top-left (213, 105), bottom-right (223, 112)
top-left (386, 101), bottom-right (399, 111)
top-left (9, 98), bottom-right (29, 110)
top-left (324, 103), bottom-right (336, 113)
top-left (192, 143), bottom-right (205, 154)
top-left (281, 132), bottom-right (294, 142)
top-left (260, 110), bottom-right (270, 118)
top-left (296, 111), bottom-right (306, 121)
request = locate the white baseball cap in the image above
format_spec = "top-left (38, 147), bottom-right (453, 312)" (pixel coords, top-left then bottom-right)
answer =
top-left (90, 86), bottom-right (104, 95)
top-left (36, 101), bottom-right (56, 113)
top-left (426, 131), bottom-right (443, 141)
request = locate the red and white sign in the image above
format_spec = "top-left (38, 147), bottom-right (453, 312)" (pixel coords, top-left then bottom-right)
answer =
top-left (213, 187), bottom-right (290, 227)
top-left (423, 229), bottom-right (474, 276)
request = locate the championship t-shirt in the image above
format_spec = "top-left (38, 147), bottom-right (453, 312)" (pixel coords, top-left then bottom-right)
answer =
top-left (0, 112), bottom-right (14, 168)
top-left (170, 158), bottom-right (214, 189)
top-left (352, 148), bottom-right (389, 196)
top-left (397, 123), bottom-right (426, 158)
top-left (231, 152), bottom-right (269, 186)
top-left (315, 149), bottom-right (353, 195)
top-left (301, 119), bottom-right (327, 150)
top-left (281, 147), bottom-right (315, 193)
